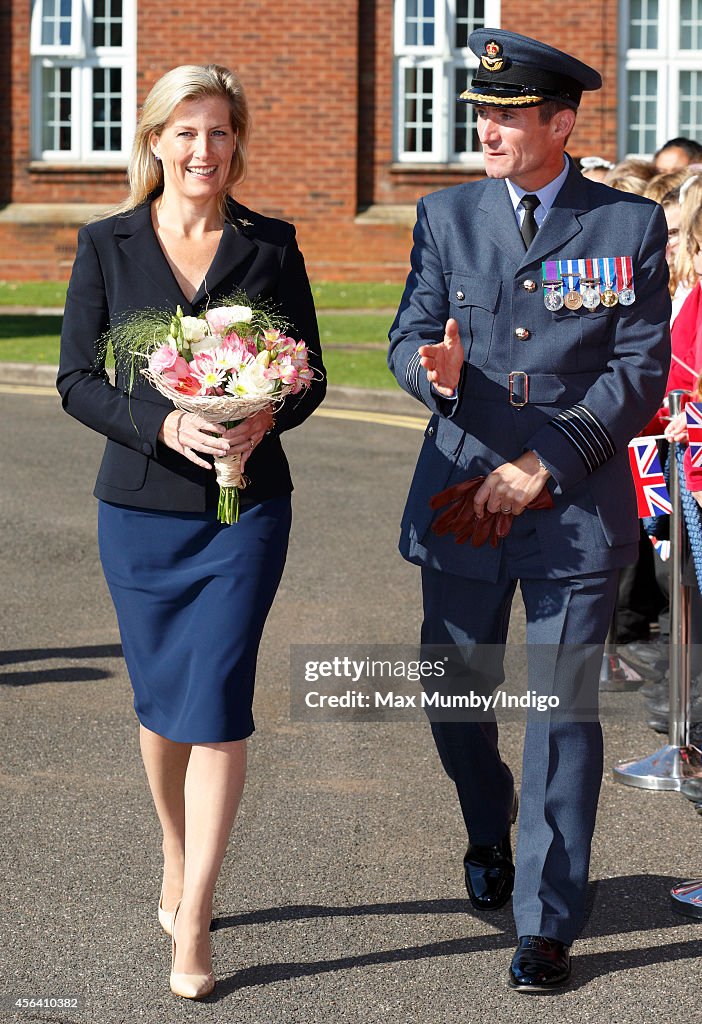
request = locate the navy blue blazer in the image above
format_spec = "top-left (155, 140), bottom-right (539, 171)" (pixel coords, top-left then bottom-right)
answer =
top-left (57, 195), bottom-right (326, 512)
top-left (388, 159), bottom-right (671, 581)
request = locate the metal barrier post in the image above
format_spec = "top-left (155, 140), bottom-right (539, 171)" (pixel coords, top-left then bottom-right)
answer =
top-left (614, 391), bottom-right (702, 789)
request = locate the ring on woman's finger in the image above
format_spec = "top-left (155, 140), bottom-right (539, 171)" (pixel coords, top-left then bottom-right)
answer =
top-left (500, 506), bottom-right (512, 514)
top-left (250, 439), bottom-right (255, 449)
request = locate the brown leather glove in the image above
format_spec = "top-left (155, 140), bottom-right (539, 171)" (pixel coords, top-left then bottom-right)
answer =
top-left (430, 474), bottom-right (554, 548)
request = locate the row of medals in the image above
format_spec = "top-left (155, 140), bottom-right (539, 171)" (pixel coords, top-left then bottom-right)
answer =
top-left (543, 277), bottom-right (635, 312)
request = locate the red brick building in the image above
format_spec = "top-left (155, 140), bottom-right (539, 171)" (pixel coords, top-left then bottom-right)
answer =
top-left (3, 1), bottom-right (701, 281)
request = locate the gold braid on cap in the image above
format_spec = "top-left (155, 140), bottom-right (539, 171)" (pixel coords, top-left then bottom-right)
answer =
top-left (459, 89), bottom-right (544, 105)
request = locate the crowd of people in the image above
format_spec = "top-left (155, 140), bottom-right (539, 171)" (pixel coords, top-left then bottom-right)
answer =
top-left (580, 140), bottom-right (702, 745)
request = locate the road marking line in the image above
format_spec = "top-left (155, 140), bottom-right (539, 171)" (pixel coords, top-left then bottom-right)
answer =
top-left (0, 383), bottom-right (57, 396)
top-left (316, 407), bottom-right (426, 430)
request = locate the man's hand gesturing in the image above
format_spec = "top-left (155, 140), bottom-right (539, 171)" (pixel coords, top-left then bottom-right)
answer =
top-left (418, 318), bottom-right (464, 396)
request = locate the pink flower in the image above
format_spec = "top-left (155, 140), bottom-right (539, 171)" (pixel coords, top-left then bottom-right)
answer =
top-left (261, 328), bottom-right (282, 350)
top-left (161, 354), bottom-right (193, 382)
top-left (291, 340), bottom-right (310, 368)
top-left (173, 374), bottom-right (200, 396)
top-left (276, 355), bottom-right (299, 388)
top-left (149, 342), bottom-right (180, 374)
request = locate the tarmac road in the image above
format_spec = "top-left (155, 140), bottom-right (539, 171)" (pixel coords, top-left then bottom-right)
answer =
top-left (1, 384), bottom-right (702, 1023)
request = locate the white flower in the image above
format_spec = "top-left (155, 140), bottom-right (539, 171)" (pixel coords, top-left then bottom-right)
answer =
top-left (228, 361), bottom-right (276, 397)
top-left (179, 316), bottom-right (209, 344)
top-left (189, 335), bottom-right (220, 355)
top-left (205, 305), bottom-right (253, 335)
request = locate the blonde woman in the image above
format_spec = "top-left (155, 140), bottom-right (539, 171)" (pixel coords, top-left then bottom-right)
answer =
top-left (57, 65), bottom-right (326, 999)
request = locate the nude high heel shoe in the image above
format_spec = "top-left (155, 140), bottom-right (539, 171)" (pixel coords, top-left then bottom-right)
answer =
top-left (169, 900), bottom-right (215, 1000)
top-left (158, 883), bottom-right (174, 937)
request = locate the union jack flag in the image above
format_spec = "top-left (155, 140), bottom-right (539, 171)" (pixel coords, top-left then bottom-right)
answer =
top-left (686, 402), bottom-right (702, 468)
top-left (650, 536), bottom-right (671, 561)
top-left (627, 439), bottom-right (672, 517)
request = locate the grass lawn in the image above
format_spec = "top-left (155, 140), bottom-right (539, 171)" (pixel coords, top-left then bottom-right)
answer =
top-left (0, 312), bottom-right (395, 389)
top-left (0, 280), bottom-right (404, 312)
top-left (0, 282), bottom-right (67, 307)
top-left (322, 348), bottom-right (394, 389)
top-left (312, 281), bottom-right (403, 309)
top-left (0, 315), bottom-right (63, 363)
top-left (317, 312), bottom-right (392, 347)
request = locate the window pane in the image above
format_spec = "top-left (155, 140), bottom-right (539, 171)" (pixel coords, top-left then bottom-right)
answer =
top-left (93, 0), bottom-right (124, 49)
top-left (629, 0), bottom-right (659, 50)
top-left (41, 0), bottom-right (72, 47)
top-left (454, 67), bottom-right (480, 154)
top-left (680, 70), bottom-right (702, 137)
top-left (405, 0), bottom-right (435, 48)
top-left (680, 0), bottom-right (702, 48)
top-left (456, 0), bottom-right (486, 49)
top-left (627, 69), bottom-right (658, 153)
top-left (403, 65), bottom-right (433, 153)
top-left (42, 65), bottom-right (72, 150)
top-left (92, 66), bottom-right (123, 151)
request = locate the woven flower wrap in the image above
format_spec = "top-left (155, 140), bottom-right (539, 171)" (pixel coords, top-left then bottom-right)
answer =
top-left (141, 369), bottom-right (291, 521)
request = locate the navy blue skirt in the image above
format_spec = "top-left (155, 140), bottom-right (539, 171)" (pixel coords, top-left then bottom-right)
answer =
top-left (98, 495), bottom-right (291, 743)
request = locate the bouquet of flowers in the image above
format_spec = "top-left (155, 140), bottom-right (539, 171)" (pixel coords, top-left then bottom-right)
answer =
top-left (104, 294), bottom-right (314, 523)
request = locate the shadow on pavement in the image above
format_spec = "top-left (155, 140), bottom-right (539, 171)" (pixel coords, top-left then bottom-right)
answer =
top-left (0, 666), bottom-right (114, 686)
top-left (0, 644), bottom-right (123, 665)
top-left (0, 644), bottom-right (123, 686)
top-left (206, 875), bottom-right (700, 998)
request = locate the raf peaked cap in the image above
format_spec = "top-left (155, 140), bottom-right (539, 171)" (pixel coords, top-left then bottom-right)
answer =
top-left (461, 29), bottom-right (602, 109)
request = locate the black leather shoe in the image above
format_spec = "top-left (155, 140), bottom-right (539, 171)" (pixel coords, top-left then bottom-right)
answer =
top-left (508, 935), bottom-right (571, 992)
top-left (463, 794), bottom-right (517, 911)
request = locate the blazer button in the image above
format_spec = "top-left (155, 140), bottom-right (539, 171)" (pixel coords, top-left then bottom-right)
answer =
top-left (522, 279), bottom-right (537, 292)
top-left (515, 327), bottom-right (530, 340)
top-left (142, 442), bottom-right (153, 455)
top-left (456, 290), bottom-right (465, 301)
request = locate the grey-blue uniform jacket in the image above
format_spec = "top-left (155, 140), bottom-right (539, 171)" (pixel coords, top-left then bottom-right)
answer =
top-left (388, 159), bottom-right (671, 582)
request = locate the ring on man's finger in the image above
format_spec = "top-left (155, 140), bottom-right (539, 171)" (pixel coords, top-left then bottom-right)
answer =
top-left (250, 439), bottom-right (255, 449)
top-left (500, 506), bottom-right (512, 514)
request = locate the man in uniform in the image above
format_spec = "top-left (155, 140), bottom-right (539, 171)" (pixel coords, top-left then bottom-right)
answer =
top-left (388, 29), bottom-right (670, 990)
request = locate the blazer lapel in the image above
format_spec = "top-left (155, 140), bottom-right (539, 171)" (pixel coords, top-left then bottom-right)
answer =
top-left (113, 203), bottom-right (187, 308)
top-left (477, 180), bottom-right (524, 267)
top-left (190, 211), bottom-right (257, 306)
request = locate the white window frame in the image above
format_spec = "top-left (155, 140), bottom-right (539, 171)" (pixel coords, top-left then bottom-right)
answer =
top-left (30, 0), bottom-right (137, 164)
top-left (394, 0), bottom-right (501, 167)
top-left (619, 0), bottom-right (702, 157)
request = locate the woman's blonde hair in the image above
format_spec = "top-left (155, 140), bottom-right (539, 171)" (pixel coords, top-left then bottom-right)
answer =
top-left (644, 168), bottom-right (692, 204)
top-left (109, 64), bottom-right (250, 218)
top-left (605, 159), bottom-right (657, 196)
top-left (675, 175), bottom-right (702, 287)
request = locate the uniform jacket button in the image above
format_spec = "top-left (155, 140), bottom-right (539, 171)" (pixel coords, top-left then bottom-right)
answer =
top-left (515, 327), bottom-right (530, 340)
top-left (456, 290), bottom-right (465, 301)
top-left (522, 279), bottom-right (537, 292)
top-left (427, 426), bottom-right (435, 437)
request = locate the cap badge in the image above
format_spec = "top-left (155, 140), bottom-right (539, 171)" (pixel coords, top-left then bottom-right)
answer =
top-left (480, 40), bottom-right (506, 73)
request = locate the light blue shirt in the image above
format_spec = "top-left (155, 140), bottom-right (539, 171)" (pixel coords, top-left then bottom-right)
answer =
top-left (506, 158), bottom-right (569, 233)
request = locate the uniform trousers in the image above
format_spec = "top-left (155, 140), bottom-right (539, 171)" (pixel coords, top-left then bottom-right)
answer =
top-left (420, 512), bottom-right (620, 945)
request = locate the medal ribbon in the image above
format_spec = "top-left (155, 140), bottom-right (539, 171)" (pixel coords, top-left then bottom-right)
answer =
top-left (615, 256), bottom-right (627, 290)
top-left (542, 260), bottom-right (559, 285)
